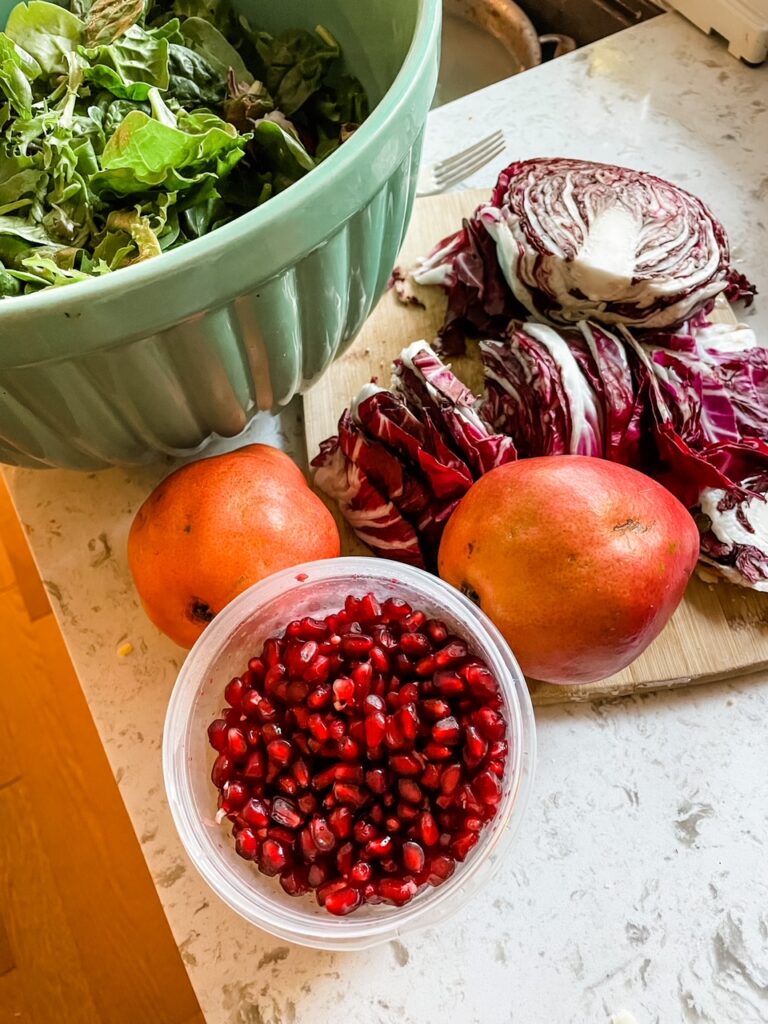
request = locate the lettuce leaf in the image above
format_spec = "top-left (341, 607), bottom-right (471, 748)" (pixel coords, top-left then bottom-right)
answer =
top-left (81, 24), bottom-right (170, 100)
top-left (92, 106), bottom-right (246, 195)
top-left (6, 0), bottom-right (84, 75)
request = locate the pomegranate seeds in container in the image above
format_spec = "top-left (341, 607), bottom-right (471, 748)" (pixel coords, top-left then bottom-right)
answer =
top-left (163, 558), bottom-right (534, 948)
top-left (208, 592), bottom-right (510, 915)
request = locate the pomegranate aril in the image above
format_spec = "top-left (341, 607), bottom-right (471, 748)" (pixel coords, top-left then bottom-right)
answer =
top-left (369, 803), bottom-right (385, 825)
top-left (276, 775), bottom-right (298, 797)
top-left (423, 743), bottom-right (453, 761)
top-left (255, 698), bottom-right (278, 723)
top-left (399, 632), bottom-right (431, 657)
top-left (401, 611), bottom-right (426, 633)
top-left (224, 677), bottom-right (245, 708)
top-left (463, 726), bottom-right (488, 767)
top-left (419, 811), bottom-right (440, 847)
top-left (241, 798), bottom-right (269, 828)
top-left (211, 753), bottom-right (233, 787)
top-left (291, 759), bottom-right (310, 788)
top-left (328, 805), bottom-right (353, 839)
top-left (397, 801), bottom-right (420, 823)
top-left (271, 797), bottom-right (303, 829)
top-left (280, 866), bottom-right (310, 897)
top-left (337, 736), bottom-right (361, 762)
top-left (307, 861), bottom-right (329, 887)
top-left (364, 711), bottom-right (386, 749)
top-left (489, 739), bottom-right (508, 760)
top-left (336, 841), bottom-right (355, 875)
top-left (308, 713), bottom-right (330, 743)
top-left (421, 699), bottom-right (450, 720)
top-left (366, 768), bottom-right (388, 794)
top-left (325, 886), bottom-right (362, 917)
top-left (223, 706), bottom-right (241, 727)
top-left (350, 861), bottom-right (372, 884)
top-left (221, 780), bottom-right (248, 811)
top-left (333, 782), bottom-right (366, 807)
top-left (451, 830), bottom-right (479, 862)
top-left (332, 676), bottom-right (355, 708)
top-left (366, 835), bottom-right (394, 858)
top-left (298, 616), bottom-right (328, 641)
top-left (426, 620), bottom-right (449, 645)
top-left (370, 646), bottom-right (390, 673)
top-left (247, 656), bottom-right (266, 679)
top-left (384, 715), bottom-right (404, 750)
top-left (304, 654), bottom-right (332, 684)
top-left (415, 656), bottom-right (436, 677)
top-left (427, 854), bottom-right (455, 884)
top-left (243, 750), bottom-right (265, 780)
top-left (285, 620), bottom-right (303, 639)
top-left (398, 779), bottom-right (422, 804)
top-left (240, 690), bottom-right (263, 718)
top-left (463, 664), bottom-right (498, 699)
top-left (285, 680), bottom-right (309, 704)
top-left (207, 719), bottom-right (228, 751)
top-left (397, 703), bottom-right (419, 742)
top-left (421, 763), bottom-right (441, 790)
top-left (390, 754), bottom-right (423, 776)
top-left (474, 707), bottom-right (506, 741)
top-left (402, 840), bottom-right (425, 874)
top-left (352, 661), bottom-right (373, 691)
top-left (259, 838), bottom-right (289, 875)
top-left (364, 694), bottom-right (385, 713)
top-left (340, 635), bottom-right (373, 658)
top-left (262, 637), bottom-right (281, 667)
top-left (382, 597), bottom-right (412, 621)
top-left (435, 671), bottom-right (465, 697)
top-left (307, 684), bottom-right (332, 709)
top-left (299, 828), bottom-right (319, 862)
top-left (440, 763), bottom-right (462, 795)
top-left (353, 820), bottom-right (378, 844)
top-left (377, 878), bottom-right (418, 905)
top-left (434, 640), bottom-right (469, 667)
top-left (235, 827), bottom-right (259, 860)
top-left (267, 739), bottom-right (293, 766)
top-left (264, 665), bottom-right (286, 693)
top-left (357, 593), bottom-right (381, 621)
top-left (310, 816), bottom-right (337, 853)
top-left (465, 817), bottom-right (483, 833)
top-left (316, 878), bottom-right (346, 906)
top-left (473, 770), bottom-right (502, 805)
top-left (432, 716), bottom-right (461, 745)
top-left (373, 624), bottom-right (398, 649)
top-left (261, 723), bottom-right (283, 744)
top-left (298, 793), bottom-right (318, 815)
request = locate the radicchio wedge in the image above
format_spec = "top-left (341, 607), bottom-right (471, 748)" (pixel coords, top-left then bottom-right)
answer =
top-left (414, 158), bottom-right (756, 342)
top-left (312, 342), bottom-right (516, 569)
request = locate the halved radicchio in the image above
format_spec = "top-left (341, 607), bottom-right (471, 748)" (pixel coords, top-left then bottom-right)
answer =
top-left (414, 158), bottom-right (756, 342)
top-left (312, 342), bottom-right (516, 569)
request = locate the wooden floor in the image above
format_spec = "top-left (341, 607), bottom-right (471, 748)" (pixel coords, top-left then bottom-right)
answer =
top-left (0, 478), bottom-right (204, 1024)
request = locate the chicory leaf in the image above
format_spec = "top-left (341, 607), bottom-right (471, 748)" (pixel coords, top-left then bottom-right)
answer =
top-left (84, 0), bottom-right (144, 46)
top-left (6, 0), bottom-right (84, 75)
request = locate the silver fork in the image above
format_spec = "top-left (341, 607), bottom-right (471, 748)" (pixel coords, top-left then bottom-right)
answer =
top-left (416, 130), bottom-right (506, 197)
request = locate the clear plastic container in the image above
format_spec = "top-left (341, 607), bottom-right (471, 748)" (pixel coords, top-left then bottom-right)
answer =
top-left (163, 557), bottom-right (536, 950)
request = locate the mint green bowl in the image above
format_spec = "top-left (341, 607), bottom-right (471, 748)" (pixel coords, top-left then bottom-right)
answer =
top-left (0, 0), bottom-right (441, 469)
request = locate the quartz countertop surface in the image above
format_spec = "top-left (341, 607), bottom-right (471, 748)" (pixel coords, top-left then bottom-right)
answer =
top-left (6, 13), bottom-right (768, 1024)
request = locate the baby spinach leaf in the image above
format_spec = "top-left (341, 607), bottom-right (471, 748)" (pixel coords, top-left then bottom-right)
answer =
top-left (253, 26), bottom-right (339, 116)
top-left (6, 1), bottom-right (84, 76)
top-left (166, 41), bottom-right (225, 105)
top-left (81, 24), bottom-right (170, 100)
top-left (250, 118), bottom-right (314, 191)
top-left (180, 17), bottom-right (252, 84)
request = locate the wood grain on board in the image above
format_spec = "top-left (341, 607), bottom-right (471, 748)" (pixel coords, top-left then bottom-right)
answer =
top-left (304, 189), bottom-right (768, 706)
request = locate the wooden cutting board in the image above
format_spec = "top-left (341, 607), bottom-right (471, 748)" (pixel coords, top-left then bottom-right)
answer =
top-left (304, 190), bottom-right (768, 706)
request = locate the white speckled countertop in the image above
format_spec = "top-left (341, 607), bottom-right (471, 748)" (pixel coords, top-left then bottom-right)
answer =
top-left (6, 13), bottom-right (768, 1024)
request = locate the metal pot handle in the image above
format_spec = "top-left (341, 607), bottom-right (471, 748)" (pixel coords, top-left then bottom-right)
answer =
top-left (538, 33), bottom-right (577, 60)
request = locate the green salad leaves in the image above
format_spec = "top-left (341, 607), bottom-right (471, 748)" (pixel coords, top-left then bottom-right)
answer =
top-left (0, 0), bottom-right (369, 295)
